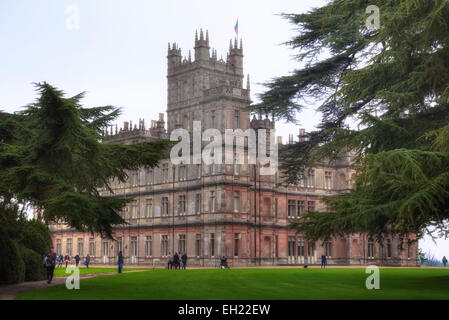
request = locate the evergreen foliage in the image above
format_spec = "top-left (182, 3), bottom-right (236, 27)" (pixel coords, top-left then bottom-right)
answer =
top-left (0, 83), bottom-right (169, 283)
top-left (250, 0), bottom-right (449, 241)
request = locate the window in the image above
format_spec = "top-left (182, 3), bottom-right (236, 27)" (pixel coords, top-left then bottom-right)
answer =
top-left (234, 110), bottom-right (240, 129)
top-left (66, 239), bottom-right (73, 256)
top-left (116, 237), bottom-right (123, 255)
top-left (130, 236), bottom-right (137, 257)
top-left (210, 233), bottom-right (215, 257)
top-left (77, 238), bottom-right (84, 257)
top-left (130, 200), bottom-right (138, 218)
top-left (307, 169), bottom-right (315, 188)
top-left (234, 152), bottom-right (240, 175)
top-left (263, 197), bottom-right (271, 216)
top-left (162, 163), bottom-right (169, 182)
top-left (299, 173), bottom-right (305, 187)
top-left (131, 171), bottom-right (139, 187)
top-left (288, 237), bottom-right (295, 257)
top-left (324, 171), bottom-right (332, 189)
top-left (307, 241), bottom-right (315, 257)
top-left (407, 242), bottom-right (411, 259)
top-left (179, 165), bottom-right (187, 181)
top-left (297, 238), bottom-right (305, 257)
top-left (288, 200), bottom-right (296, 218)
top-left (297, 200), bottom-right (305, 216)
top-left (210, 191), bottom-right (216, 212)
top-left (275, 236), bottom-right (279, 257)
top-left (162, 197), bottom-right (169, 216)
top-left (56, 239), bottom-right (62, 255)
top-left (178, 234), bottom-right (186, 254)
top-left (307, 201), bottom-right (315, 212)
top-left (274, 198), bottom-right (278, 217)
top-left (233, 191), bottom-right (240, 212)
top-left (89, 238), bottom-right (95, 256)
top-left (161, 235), bottom-right (169, 257)
top-left (102, 240), bottom-right (109, 257)
top-left (145, 199), bottom-right (153, 218)
top-left (386, 239), bottom-right (392, 258)
top-left (211, 110), bottom-right (216, 128)
top-left (121, 206), bottom-right (129, 219)
top-left (196, 164), bottom-right (201, 179)
top-left (325, 241), bottom-right (332, 258)
top-left (368, 240), bottom-right (374, 259)
top-left (195, 234), bottom-right (201, 257)
top-left (145, 236), bottom-right (152, 257)
top-left (209, 151), bottom-right (218, 175)
top-left (195, 193), bottom-right (201, 214)
top-left (234, 233), bottom-right (240, 257)
top-left (145, 169), bottom-right (153, 185)
top-left (178, 195), bottom-right (186, 215)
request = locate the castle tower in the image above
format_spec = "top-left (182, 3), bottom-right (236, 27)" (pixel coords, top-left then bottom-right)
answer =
top-left (194, 29), bottom-right (210, 61)
top-left (166, 30), bottom-right (251, 134)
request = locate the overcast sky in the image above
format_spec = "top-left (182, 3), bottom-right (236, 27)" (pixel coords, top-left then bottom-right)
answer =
top-left (0, 0), bottom-right (447, 261)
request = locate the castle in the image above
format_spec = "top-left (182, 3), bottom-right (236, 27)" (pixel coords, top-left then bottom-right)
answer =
top-left (48, 30), bottom-right (418, 267)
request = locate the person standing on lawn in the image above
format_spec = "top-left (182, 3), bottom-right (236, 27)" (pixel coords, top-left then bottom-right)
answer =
top-left (118, 251), bottom-right (124, 273)
top-left (74, 253), bottom-right (80, 267)
top-left (167, 252), bottom-right (173, 269)
top-left (173, 252), bottom-right (179, 269)
top-left (85, 254), bottom-right (90, 268)
top-left (181, 253), bottom-right (187, 270)
top-left (443, 256), bottom-right (448, 267)
top-left (44, 246), bottom-right (57, 284)
top-left (321, 255), bottom-right (327, 268)
top-left (64, 254), bottom-right (70, 268)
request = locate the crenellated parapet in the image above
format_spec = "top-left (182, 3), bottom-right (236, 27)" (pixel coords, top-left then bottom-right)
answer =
top-left (102, 113), bottom-right (167, 143)
top-left (167, 29), bottom-right (244, 77)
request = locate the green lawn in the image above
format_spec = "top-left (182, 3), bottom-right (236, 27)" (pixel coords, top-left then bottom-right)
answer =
top-left (16, 268), bottom-right (449, 300)
top-left (52, 267), bottom-right (145, 277)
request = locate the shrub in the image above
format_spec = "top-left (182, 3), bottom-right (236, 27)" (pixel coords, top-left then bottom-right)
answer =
top-left (19, 245), bottom-right (46, 281)
top-left (19, 219), bottom-right (52, 256)
top-left (0, 236), bottom-right (25, 285)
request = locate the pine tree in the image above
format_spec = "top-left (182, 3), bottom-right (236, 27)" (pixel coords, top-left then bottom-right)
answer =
top-left (250, 0), bottom-right (449, 241)
top-left (0, 83), bottom-right (169, 238)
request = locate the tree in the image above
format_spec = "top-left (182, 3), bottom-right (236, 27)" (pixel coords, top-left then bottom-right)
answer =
top-left (250, 0), bottom-right (449, 241)
top-left (0, 82), bottom-right (169, 238)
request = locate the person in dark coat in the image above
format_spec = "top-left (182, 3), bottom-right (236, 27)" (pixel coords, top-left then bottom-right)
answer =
top-left (173, 252), bottom-right (179, 269)
top-left (85, 254), bottom-right (91, 268)
top-left (321, 255), bottom-right (327, 268)
top-left (44, 246), bottom-right (57, 284)
top-left (443, 256), bottom-right (448, 267)
top-left (220, 256), bottom-right (229, 269)
top-left (181, 253), bottom-right (187, 270)
top-left (64, 254), bottom-right (70, 268)
top-left (118, 251), bottom-right (124, 273)
top-left (74, 254), bottom-right (80, 267)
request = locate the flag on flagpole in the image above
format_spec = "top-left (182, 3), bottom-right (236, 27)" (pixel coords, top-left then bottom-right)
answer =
top-left (234, 19), bottom-right (239, 36)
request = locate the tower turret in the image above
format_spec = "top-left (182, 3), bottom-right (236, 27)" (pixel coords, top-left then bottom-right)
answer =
top-left (167, 42), bottom-right (182, 73)
top-left (228, 37), bottom-right (243, 75)
top-left (194, 29), bottom-right (210, 61)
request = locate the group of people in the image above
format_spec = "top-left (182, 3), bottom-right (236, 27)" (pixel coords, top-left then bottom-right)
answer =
top-left (167, 252), bottom-right (188, 269)
top-left (44, 248), bottom-right (94, 284)
top-left (54, 253), bottom-right (91, 268)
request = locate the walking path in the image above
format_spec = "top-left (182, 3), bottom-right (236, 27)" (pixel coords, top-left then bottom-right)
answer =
top-left (0, 270), bottom-right (144, 300)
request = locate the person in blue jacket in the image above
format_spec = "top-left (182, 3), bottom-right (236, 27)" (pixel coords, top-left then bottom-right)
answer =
top-left (118, 251), bottom-right (124, 273)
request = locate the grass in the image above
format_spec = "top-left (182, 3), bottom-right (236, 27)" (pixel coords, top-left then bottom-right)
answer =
top-left (52, 267), bottom-right (145, 277)
top-left (15, 268), bottom-right (449, 300)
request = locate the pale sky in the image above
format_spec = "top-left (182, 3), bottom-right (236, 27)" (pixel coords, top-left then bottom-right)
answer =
top-left (0, 0), bottom-right (447, 260)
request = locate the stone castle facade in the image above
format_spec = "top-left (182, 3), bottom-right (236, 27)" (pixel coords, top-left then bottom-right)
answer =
top-left (48, 30), bottom-right (418, 267)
